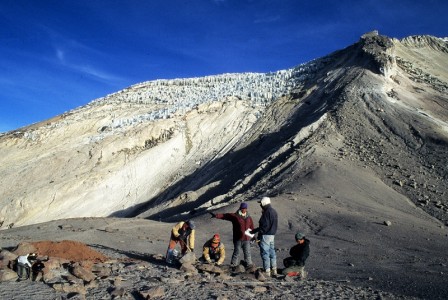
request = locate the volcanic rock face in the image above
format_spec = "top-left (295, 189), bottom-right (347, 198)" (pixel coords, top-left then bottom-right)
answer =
top-left (0, 33), bottom-right (447, 228)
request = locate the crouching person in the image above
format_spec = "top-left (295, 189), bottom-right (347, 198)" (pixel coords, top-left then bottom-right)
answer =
top-left (166, 220), bottom-right (195, 264)
top-left (16, 253), bottom-right (37, 281)
top-left (282, 232), bottom-right (310, 278)
top-left (201, 234), bottom-right (225, 266)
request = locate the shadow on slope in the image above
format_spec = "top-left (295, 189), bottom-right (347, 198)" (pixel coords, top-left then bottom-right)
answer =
top-left (109, 34), bottom-right (396, 221)
top-left (111, 71), bottom-right (364, 221)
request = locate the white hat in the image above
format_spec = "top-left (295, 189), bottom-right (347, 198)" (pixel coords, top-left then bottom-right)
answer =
top-left (258, 197), bottom-right (271, 206)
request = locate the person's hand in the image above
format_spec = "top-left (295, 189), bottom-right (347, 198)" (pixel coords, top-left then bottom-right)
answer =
top-left (206, 259), bottom-right (212, 264)
top-left (209, 212), bottom-right (216, 218)
top-left (215, 262), bottom-right (222, 266)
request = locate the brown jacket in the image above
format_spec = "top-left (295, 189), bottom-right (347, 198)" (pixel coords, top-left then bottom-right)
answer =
top-left (202, 239), bottom-right (225, 265)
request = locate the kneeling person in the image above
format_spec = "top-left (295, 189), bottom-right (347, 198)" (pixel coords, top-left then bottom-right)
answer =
top-left (202, 234), bottom-right (225, 265)
top-left (282, 232), bottom-right (310, 278)
top-left (16, 253), bottom-right (38, 280)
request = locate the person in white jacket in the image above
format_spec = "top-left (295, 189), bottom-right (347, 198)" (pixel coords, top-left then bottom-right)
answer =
top-left (16, 253), bottom-right (37, 280)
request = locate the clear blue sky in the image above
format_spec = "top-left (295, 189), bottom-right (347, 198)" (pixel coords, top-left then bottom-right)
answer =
top-left (1, 0), bottom-right (447, 133)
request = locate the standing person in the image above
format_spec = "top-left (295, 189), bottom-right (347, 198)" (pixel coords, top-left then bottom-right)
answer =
top-left (166, 220), bottom-right (195, 264)
top-left (252, 197), bottom-right (278, 277)
top-left (210, 202), bottom-right (254, 267)
top-left (282, 232), bottom-right (310, 278)
top-left (201, 233), bottom-right (226, 266)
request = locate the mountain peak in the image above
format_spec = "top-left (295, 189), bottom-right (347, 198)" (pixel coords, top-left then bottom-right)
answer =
top-left (400, 34), bottom-right (448, 52)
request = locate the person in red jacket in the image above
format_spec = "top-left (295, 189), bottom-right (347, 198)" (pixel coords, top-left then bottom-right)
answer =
top-left (210, 202), bottom-right (254, 267)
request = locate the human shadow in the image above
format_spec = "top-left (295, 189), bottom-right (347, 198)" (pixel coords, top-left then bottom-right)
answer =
top-left (89, 243), bottom-right (166, 266)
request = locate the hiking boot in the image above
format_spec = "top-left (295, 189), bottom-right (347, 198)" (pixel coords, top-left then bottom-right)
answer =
top-left (271, 268), bottom-right (278, 276)
top-left (233, 264), bottom-right (246, 273)
top-left (246, 264), bottom-right (257, 273)
top-left (264, 269), bottom-right (271, 277)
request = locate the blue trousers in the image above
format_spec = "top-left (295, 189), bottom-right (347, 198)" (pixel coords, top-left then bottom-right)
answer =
top-left (259, 235), bottom-right (277, 271)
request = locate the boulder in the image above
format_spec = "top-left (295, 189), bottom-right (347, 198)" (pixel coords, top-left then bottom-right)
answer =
top-left (0, 249), bottom-right (18, 262)
top-left (42, 258), bottom-right (71, 284)
top-left (12, 242), bottom-right (37, 256)
top-left (0, 268), bottom-right (19, 282)
top-left (71, 263), bottom-right (96, 282)
top-left (256, 269), bottom-right (267, 282)
top-left (110, 287), bottom-right (126, 298)
top-left (178, 251), bottom-right (196, 264)
top-left (196, 263), bottom-right (215, 273)
top-left (215, 272), bottom-right (232, 281)
top-left (197, 263), bottom-right (225, 274)
top-left (51, 282), bottom-right (86, 294)
top-left (91, 263), bottom-right (112, 277)
top-left (180, 262), bottom-right (198, 274)
top-left (253, 286), bottom-right (268, 293)
top-left (139, 286), bottom-right (165, 299)
top-left (0, 249), bottom-right (18, 269)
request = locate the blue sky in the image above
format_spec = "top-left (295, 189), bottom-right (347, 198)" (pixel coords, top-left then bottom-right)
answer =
top-left (1, 0), bottom-right (447, 133)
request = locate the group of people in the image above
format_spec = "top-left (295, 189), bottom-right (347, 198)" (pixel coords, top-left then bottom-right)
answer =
top-left (166, 196), bottom-right (310, 278)
top-left (14, 252), bottom-right (45, 281)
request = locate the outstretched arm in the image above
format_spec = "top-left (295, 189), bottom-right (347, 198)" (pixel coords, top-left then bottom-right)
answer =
top-left (215, 213), bottom-right (235, 221)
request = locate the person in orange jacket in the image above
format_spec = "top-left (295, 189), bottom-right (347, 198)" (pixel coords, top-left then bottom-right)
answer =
top-left (166, 220), bottom-right (195, 264)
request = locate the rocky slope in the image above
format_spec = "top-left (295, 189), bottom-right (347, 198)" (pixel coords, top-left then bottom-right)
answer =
top-left (1, 33), bottom-right (448, 298)
top-left (0, 32), bottom-right (447, 229)
top-left (1, 214), bottom-right (442, 299)
top-left (0, 57), bottom-right (319, 228)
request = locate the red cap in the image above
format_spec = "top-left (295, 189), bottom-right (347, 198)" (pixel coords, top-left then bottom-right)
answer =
top-left (212, 234), bottom-right (220, 243)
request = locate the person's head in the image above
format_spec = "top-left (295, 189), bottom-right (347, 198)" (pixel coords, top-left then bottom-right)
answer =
top-left (186, 220), bottom-right (195, 230)
top-left (211, 233), bottom-right (220, 248)
top-left (239, 202), bottom-right (248, 213)
top-left (28, 253), bottom-right (38, 260)
top-left (257, 197), bottom-right (271, 209)
top-left (295, 232), bottom-right (305, 243)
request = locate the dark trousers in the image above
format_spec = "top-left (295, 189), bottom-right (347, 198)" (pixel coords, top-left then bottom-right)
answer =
top-left (17, 263), bottom-right (30, 280)
top-left (231, 240), bottom-right (252, 266)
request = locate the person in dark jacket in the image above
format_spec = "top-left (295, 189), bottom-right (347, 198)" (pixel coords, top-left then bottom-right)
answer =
top-left (210, 202), bottom-right (254, 267)
top-left (282, 232), bottom-right (310, 278)
top-left (252, 196), bottom-right (278, 277)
